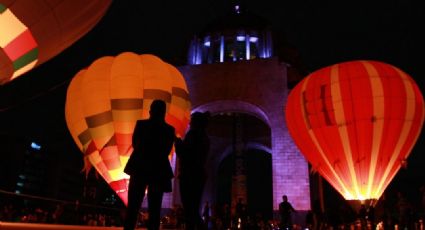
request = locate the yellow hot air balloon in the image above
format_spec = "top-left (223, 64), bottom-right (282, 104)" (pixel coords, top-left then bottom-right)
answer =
top-left (65, 52), bottom-right (191, 205)
top-left (0, 0), bottom-right (111, 84)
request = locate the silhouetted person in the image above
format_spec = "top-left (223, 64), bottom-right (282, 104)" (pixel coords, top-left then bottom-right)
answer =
top-left (235, 198), bottom-right (247, 225)
top-left (175, 111), bottom-right (210, 230)
top-left (420, 185), bottom-right (425, 221)
top-left (279, 195), bottom-right (296, 230)
top-left (395, 191), bottom-right (411, 230)
top-left (367, 205), bottom-right (375, 228)
top-left (312, 199), bottom-right (323, 230)
top-left (358, 204), bottom-right (367, 227)
top-left (202, 201), bottom-right (211, 228)
top-left (305, 210), bottom-right (314, 230)
top-left (123, 99), bottom-right (175, 230)
top-left (222, 203), bottom-right (231, 230)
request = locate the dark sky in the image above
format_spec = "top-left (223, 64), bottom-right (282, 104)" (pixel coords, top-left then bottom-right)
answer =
top-left (0, 0), bottom-right (424, 196)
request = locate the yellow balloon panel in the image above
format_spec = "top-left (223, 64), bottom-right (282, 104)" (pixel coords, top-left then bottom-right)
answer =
top-left (65, 70), bottom-right (88, 152)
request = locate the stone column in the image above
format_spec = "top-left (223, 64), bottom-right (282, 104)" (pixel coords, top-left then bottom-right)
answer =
top-left (270, 98), bottom-right (311, 211)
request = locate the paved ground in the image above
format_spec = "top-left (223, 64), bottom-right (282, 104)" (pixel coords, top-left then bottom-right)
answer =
top-left (0, 222), bottom-right (181, 230)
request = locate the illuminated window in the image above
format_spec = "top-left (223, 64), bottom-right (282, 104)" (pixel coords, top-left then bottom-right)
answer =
top-left (197, 32), bottom-right (264, 64)
top-left (202, 36), bottom-right (212, 63)
top-left (249, 36), bottom-right (258, 43)
top-left (236, 35), bottom-right (245, 42)
top-left (31, 141), bottom-right (41, 150)
top-left (203, 36), bottom-right (211, 47)
top-left (250, 37), bottom-right (259, 59)
top-left (212, 37), bottom-right (221, 63)
top-left (225, 36), bottom-right (245, 62)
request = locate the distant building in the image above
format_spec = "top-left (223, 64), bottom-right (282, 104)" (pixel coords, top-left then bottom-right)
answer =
top-left (0, 135), bottom-right (27, 193)
top-left (15, 141), bottom-right (48, 196)
top-left (165, 3), bottom-right (311, 220)
top-left (0, 135), bottom-right (85, 203)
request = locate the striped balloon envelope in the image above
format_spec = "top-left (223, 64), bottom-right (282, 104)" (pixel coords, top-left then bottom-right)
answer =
top-left (286, 60), bottom-right (424, 202)
top-left (0, 0), bottom-right (111, 84)
top-left (65, 52), bottom-right (191, 205)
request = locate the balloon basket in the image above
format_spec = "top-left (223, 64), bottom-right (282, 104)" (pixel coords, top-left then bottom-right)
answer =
top-left (346, 199), bottom-right (377, 213)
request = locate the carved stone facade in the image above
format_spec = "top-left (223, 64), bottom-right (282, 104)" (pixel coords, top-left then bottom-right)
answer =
top-left (172, 57), bottom-right (311, 211)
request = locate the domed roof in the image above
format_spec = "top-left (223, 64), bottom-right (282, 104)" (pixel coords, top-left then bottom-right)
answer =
top-left (200, 4), bottom-right (271, 36)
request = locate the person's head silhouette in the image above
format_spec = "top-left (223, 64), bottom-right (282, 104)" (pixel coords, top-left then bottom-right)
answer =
top-left (149, 99), bottom-right (166, 121)
top-left (190, 111), bottom-right (210, 130)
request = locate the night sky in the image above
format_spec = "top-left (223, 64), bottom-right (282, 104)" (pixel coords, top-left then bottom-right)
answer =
top-left (0, 0), bottom-right (424, 201)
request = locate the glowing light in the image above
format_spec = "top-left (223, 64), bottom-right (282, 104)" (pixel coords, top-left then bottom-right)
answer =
top-left (249, 36), bottom-right (258, 43)
top-left (236, 36), bottom-right (245, 42)
top-left (220, 36), bottom-right (224, 62)
top-left (249, 37), bottom-right (258, 43)
top-left (30, 142), bottom-right (41, 150)
top-left (235, 5), bottom-right (240, 14)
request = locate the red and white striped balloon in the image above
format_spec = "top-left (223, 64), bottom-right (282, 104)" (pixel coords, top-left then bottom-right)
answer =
top-left (286, 60), bottom-right (424, 201)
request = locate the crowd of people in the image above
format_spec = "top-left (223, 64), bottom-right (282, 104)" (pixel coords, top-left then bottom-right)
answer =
top-left (0, 200), bottom-right (123, 226)
top-left (304, 187), bottom-right (425, 230)
top-left (1, 100), bottom-right (425, 230)
top-left (161, 201), bottom-right (280, 230)
top-left (1, 189), bottom-right (425, 230)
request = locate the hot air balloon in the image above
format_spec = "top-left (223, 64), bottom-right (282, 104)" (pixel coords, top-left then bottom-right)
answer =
top-left (285, 60), bottom-right (424, 207)
top-left (65, 52), bottom-right (191, 205)
top-left (0, 0), bottom-right (111, 84)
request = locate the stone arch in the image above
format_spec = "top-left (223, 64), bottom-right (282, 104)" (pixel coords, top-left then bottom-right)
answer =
top-left (198, 104), bottom-right (273, 211)
top-left (191, 100), bottom-right (270, 127)
top-left (217, 141), bottom-right (272, 166)
top-left (214, 141), bottom-right (274, 219)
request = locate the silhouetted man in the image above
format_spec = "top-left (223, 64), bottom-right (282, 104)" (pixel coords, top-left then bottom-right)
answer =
top-left (123, 99), bottom-right (175, 230)
top-left (175, 111), bottom-right (210, 230)
top-left (279, 195), bottom-right (296, 230)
